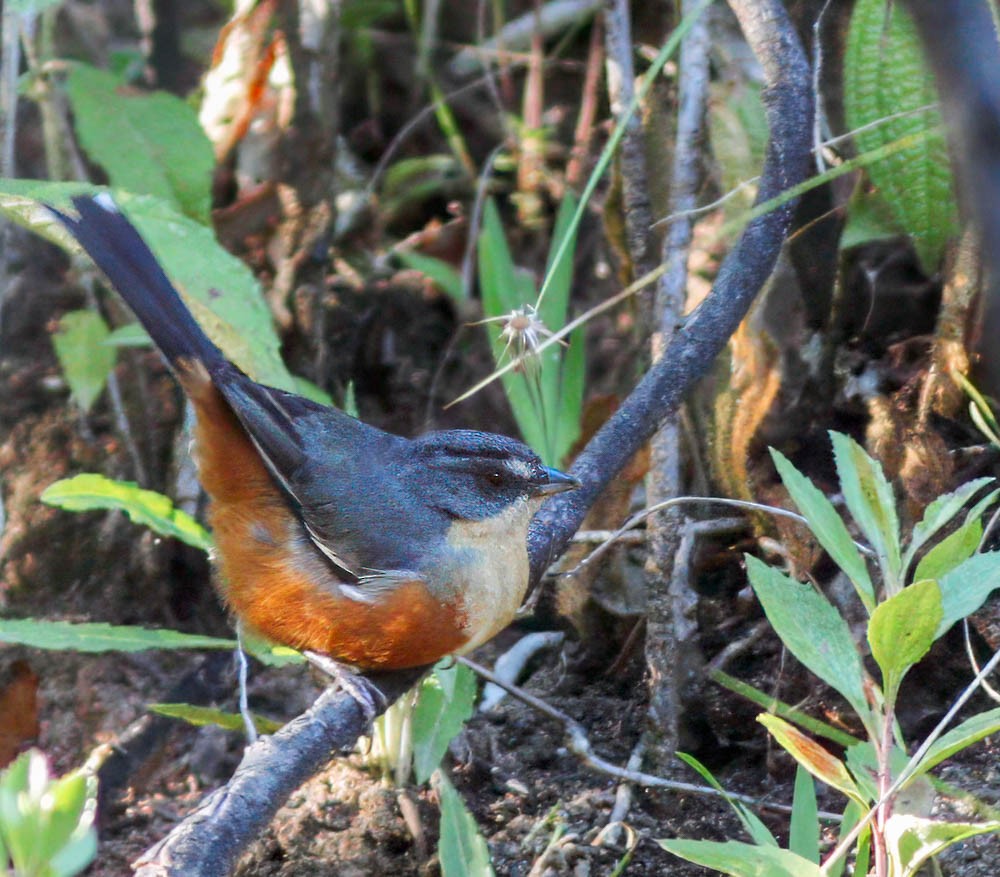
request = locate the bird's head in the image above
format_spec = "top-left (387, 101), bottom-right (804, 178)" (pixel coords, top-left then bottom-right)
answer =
top-left (402, 430), bottom-right (579, 523)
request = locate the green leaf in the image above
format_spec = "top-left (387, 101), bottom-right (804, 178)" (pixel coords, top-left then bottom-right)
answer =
top-left (0, 182), bottom-right (295, 392)
top-left (789, 766), bottom-right (819, 864)
top-left (746, 556), bottom-right (873, 729)
top-left (827, 801), bottom-right (866, 877)
top-left (395, 250), bottom-right (465, 302)
top-left (913, 517), bottom-right (982, 583)
top-left (658, 839), bottom-right (823, 876)
top-left (436, 773), bottom-right (495, 877)
top-left (910, 707), bottom-right (1000, 779)
top-left (51, 309), bottom-right (116, 411)
top-left (41, 473), bottom-right (213, 552)
top-left (412, 662), bottom-right (476, 784)
top-left (936, 552), bottom-right (1000, 638)
top-left (148, 703), bottom-right (283, 735)
top-left (844, 0), bottom-right (958, 271)
top-left (770, 448), bottom-right (875, 611)
top-left (885, 815), bottom-right (1000, 877)
top-left (710, 669), bottom-right (860, 748)
top-left (105, 322), bottom-right (151, 348)
top-left (839, 186), bottom-right (902, 250)
top-left (845, 742), bottom-right (911, 803)
top-left (757, 715), bottom-right (862, 803)
top-left (0, 619), bottom-right (236, 652)
top-left (64, 63), bottom-right (213, 222)
top-left (829, 431), bottom-right (902, 591)
top-left (867, 579), bottom-right (942, 697)
top-left (676, 752), bottom-right (776, 847)
top-left (904, 477), bottom-right (994, 570)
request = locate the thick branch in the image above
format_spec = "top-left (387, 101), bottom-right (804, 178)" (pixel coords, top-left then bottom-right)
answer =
top-left (528, 0), bottom-right (813, 581)
top-left (133, 669), bottom-right (423, 876)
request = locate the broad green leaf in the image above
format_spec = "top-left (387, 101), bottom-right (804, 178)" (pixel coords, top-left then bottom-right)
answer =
top-left (51, 310), bottom-right (115, 411)
top-left (412, 662), bottom-right (476, 784)
top-left (41, 473), bottom-right (212, 552)
top-left (149, 703), bottom-right (283, 735)
top-left (867, 579), bottom-right (941, 697)
top-left (829, 432), bottom-right (902, 590)
top-left (0, 182), bottom-right (294, 391)
top-left (758, 715), bottom-right (862, 802)
top-left (911, 707), bottom-right (1000, 779)
top-left (0, 619), bottom-right (235, 652)
top-left (395, 250), bottom-right (465, 302)
top-left (677, 752), bottom-right (776, 847)
top-left (770, 448), bottom-right (874, 610)
top-left (746, 556), bottom-right (872, 728)
top-left (904, 477), bottom-right (994, 569)
top-left (436, 773), bottom-right (495, 877)
top-left (65, 63), bottom-right (213, 222)
top-left (789, 766), bottom-right (819, 864)
top-left (658, 839), bottom-right (823, 876)
top-left (844, 0), bottom-right (958, 271)
top-left (913, 517), bottom-right (982, 583)
top-left (885, 815), bottom-right (1000, 877)
top-left (936, 552), bottom-right (1000, 637)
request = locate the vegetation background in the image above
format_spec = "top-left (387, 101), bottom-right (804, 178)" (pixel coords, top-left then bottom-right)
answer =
top-left (2, 0), bottom-right (1000, 874)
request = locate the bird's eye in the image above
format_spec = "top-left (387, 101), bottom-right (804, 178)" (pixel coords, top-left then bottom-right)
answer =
top-left (487, 471), bottom-right (504, 486)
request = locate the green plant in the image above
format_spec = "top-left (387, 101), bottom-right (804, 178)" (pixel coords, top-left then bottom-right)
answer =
top-left (476, 195), bottom-right (584, 467)
top-left (661, 431), bottom-right (1000, 876)
top-left (0, 749), bottom-right (97, 877)
top-left (843, 0), bottom-right (958, 271)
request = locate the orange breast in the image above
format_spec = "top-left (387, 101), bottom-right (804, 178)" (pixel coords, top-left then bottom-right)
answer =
top-left (178, 360), bottom-right (470, 669)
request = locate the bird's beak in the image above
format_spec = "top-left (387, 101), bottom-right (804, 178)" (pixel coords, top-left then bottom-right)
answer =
top-left (534, 466), bottom-right (581, 496)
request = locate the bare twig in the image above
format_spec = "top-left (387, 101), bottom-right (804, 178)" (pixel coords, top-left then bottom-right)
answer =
top-left (459, 657), bottom-right (842, 821)
top-left (527, 0), bottom-right (813, 582)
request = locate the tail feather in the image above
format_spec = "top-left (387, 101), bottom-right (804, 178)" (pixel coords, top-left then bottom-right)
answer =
top-left (50, 194), bottom-right (224, 370)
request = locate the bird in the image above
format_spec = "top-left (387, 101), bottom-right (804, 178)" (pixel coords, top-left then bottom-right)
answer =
top-left (48, 193), bottom-right (579, 678)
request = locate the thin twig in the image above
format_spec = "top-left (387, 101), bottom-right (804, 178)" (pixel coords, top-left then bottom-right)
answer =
top-left (459, 657), bottom-right (842, 821)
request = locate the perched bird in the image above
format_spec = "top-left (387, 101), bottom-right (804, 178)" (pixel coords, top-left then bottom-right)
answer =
top-left (49, 194), bottom-right (578, 674)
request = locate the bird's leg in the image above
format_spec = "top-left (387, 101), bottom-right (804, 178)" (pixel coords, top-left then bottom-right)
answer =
top-left (303, 651), bottom-right (386, 723)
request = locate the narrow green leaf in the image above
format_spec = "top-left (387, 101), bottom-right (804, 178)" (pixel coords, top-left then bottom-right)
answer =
top-left (885, 815), bottom-right (1000, 877)
top-left (710, 669), bottom-right (860, 748)
top-left (936, 552), bottom-right (1000, 638)
top-left (913, 518), bottom-right (982, 583)
top-left (911, 708), bottom-right (1000, 779)
top-left (436, 773), bottom-right (495, 877)
top-left (395, 250), bottom-right (465, 302)
top-left (827, 801), bottom-right (866, 877)
top-left (677, 752), bottom-right (776, 847)
top-left (64, 63), bottom-right (213, 222)
top-left (658, 839), bottom-right (823, 876)
top-left (104, 322), bottom-right (151, 348)
top-left (41, 473), bottom-right (212, 552)
top-left (51, 310), bottom-right (115, 411)
top-left (867, 579), bottom-right (942, 696)
top-left (844, 0), bottom-right (958, 271)
top-left (829, 432), bottom-right (902, 589)
top-left (758, 715), bottom-right (862, 802)
top-left (789, 766), bottom-right (820, 864)
top-left (412, 663), bottom-right (476, 784)
top-left (0, 619), bottom-right (236, 652)
top-left (770, 448), bottom-right (874, 610)
top-left (149, 703), bottom-right (283, 735)
top-left (904, 477), bottom-right (994, 569)
top-left (746, 556), bottom-right (872, 728)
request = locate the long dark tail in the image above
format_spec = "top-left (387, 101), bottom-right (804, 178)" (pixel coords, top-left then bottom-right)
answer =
top-left (50, 194), bottom-right (225, 370)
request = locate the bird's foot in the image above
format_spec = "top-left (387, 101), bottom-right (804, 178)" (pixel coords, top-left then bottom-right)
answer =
top-left (303, 651), bottom-right (385, 723)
